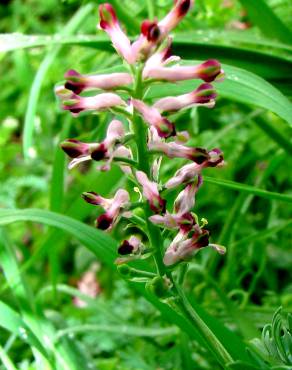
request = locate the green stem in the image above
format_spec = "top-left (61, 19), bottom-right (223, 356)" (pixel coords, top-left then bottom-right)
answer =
top-left (174, 282), bottom-right (234, 367)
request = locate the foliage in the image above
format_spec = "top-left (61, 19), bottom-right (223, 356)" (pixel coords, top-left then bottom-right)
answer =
top-left (0, 0), bottom-right (291, 369)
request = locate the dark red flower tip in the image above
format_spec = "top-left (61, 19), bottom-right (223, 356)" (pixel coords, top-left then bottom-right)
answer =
top-left (150, 197), bottom-right (166, 214)
top-left (198, 60), bottom-right (221, 82)
top-left (68, 107), bottom-right (84, 114)
top-left (196, 229), bottom-right (210, 248)
top-left (64, 82), bottom-right (84, 95)
top-left (118, 240), bottom-right (134, 255)
top-left (141, 20), bottom-right (160, 41)
top-left (207, 148), bottom-right (224, 167)
top-left (96, 213), bottom-right (113, 230)
top-left (190, 148), bottom-right (209, 164)
top-left (194, 83), bottom-right (217, 103)
top-left (157, 118), bottom-right (176, 138)
top-left (176, 0), bottom-right (191, 16)
top-left (90, 143), bottom-right (107, 161)
top-left (60, 139), bottom-right (89, 158)
top-left (64, 69), bottom-right (81, 79)
top-left (99, 3), bottom-right (118, 30)
top-left (179, 212), bottom-right (195, 232)
top-left (81, 191), bottom-right (100, 205)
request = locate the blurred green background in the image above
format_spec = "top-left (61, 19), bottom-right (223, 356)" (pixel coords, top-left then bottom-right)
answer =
top-left (0, 0), bottom-right (292, 369)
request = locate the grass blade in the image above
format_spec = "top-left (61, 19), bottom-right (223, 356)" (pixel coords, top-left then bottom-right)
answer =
top-left (238, 0), bottom-right (292, 44)
top-left (0, 208), bottom-right (252, 363)
top-left (204, 176), bottom-right (292, 203)
top-left (22, 3), bottom-right (94, 159)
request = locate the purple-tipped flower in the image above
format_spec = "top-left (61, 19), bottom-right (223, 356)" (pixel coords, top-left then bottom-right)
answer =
top-left (118, 235), bottom-right (141, 255)
top-left (99, 3), bottom-right (136, 64)
top-left (143, 59), bottom-right (223, 83)
top-left (64, 69), bottom-right (133, 94)
top-left (143, 38), bottom-right (179, 71)
top-left (150, 179), bottom-right (201, 231)
top-left (60, 139), bottom-right (90, 158)
top-left (61, 120), bottom-right (125, 169)
top-left (163, 227), bottom-right (210, 266)
top-left (83, 189), bottom-right (129, 231)
top-left (149, 140), bottom-right (209, 164)
top-left (158, 0), bottom-right (194, 38)
top-left (165, 149), bottom-right (223, 188)
top-left (91, 119), bottom-right (125, 161)
top-left (174, 180), bottom-right (202, 214)
top-left (82, 191), bottom-right (112, 207)
top-left (132, 20), bottom-right (162, 61)
top-left (61, 91), bottom-right (125, 116)
top-left (153, 83), bottom-right (217, 113)
top-left (136, 171), bottom-right (166, 213)
top-left (131, 99), bottom-right (175, 138)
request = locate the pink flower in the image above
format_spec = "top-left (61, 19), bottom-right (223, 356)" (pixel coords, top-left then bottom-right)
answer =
top-left (61, 120), bottom-right (125, 169)
top-left (83, 189), bottom-right (129, 231)
top-left (136, 171), bottom-right (166, 213)
top-left (165, 149), bottom-right (223, 188)
top-left (143, 37), bottom-right (179, 72)
top-left (163, 227), bottom-right (210, 266)
top-left (132, 20), bottom-right (161, 61)
top-left (73, 264), bottom-right (100, 308)
top-left (131, 99), bottom-right (175, 138)
top-left (60, 91), bottom-right (125, 117)
top-left (99, 3), bottom-right (136, 64)
top-left (118, 235), bottom-right (141, 255)
top-left (148, 140), bottom-right (209, 164)
top-left (153, 83), bottom-right (217, 112)
top-left (149, 179), bottom-right (202, 231)
top-left (174, 180), bottom-right (202, 214)
top-left (158, 0), bottom-right (194, 38)
top-left (149, 212), bottom-right (195, 231)
top-left (143, 59), bottom-right (224, 83)
top-left (64, 69), bottom-right (133, 94)
top-left (60, 139), bottom-right (90, 159)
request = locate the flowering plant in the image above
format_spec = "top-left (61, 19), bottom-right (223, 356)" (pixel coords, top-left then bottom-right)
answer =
top-left (56, 1), bottom-right (232, 365)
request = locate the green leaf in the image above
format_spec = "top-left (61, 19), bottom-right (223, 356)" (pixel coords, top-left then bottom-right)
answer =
top-left (147, 63), bottom-right (292, 126)
top-left (238, 0), bottom-right (292, 45)
top-left (2, 31), bottom-right (292, 81)
top-left (203, 177), bottom-right (292, 204)
top-left (0, 300), bottom-right (51, 362)
top-left (22, 3), bottom-right (94, 159)
top-left (0, 208), bottom-right (252, 363)
top-left (0, 344), bottom-right (17, 370)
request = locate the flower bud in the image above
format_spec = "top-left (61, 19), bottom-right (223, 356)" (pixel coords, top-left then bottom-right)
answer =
top-left (131, 99), bottom-right (175, 138)
top-left (99, 3), bottom-right (136, 64)
top-left (64, 69), bottom-right (133, 94)
top-left (60, 139), bottom-right (90, 158)
top-left (136, 171), bottom-right (166, 213)
top-left (153, 83), bottom-right (217, 112)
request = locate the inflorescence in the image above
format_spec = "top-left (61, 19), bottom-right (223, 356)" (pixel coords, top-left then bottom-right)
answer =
top-left (56, 0), bottom-right (226, 270)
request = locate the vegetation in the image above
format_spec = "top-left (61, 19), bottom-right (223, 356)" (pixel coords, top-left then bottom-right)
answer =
top-left (0, 0), bottom-right (291, 369)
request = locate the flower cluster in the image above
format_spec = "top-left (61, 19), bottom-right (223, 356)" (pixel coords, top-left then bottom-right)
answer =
top-left (56, 0), bottom-right (226, 269)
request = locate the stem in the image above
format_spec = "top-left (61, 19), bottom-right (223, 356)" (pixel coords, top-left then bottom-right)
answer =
top-left (174, 282), bottom-right (234, 367)
top-left (132, 65), bottom-right (150, 175)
